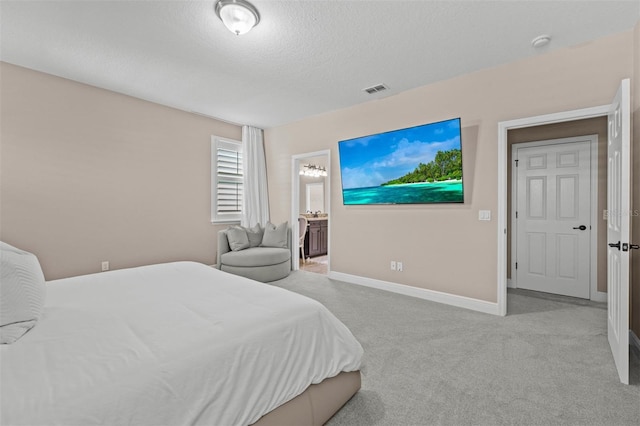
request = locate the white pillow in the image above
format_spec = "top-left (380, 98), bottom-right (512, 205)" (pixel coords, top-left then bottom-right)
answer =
top-left (0, 242), bottom-right (46, 344)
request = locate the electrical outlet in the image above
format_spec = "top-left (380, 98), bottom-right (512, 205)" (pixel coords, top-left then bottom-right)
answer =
top-left (390, 261), bottom-right (396, 271)
top-left (101, 261), bottom-right (110, 272)
top-left (397, 261), bottom-right (403, 272)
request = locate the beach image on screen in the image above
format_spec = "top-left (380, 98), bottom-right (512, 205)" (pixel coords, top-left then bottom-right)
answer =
top-left (338, 118), bottom-right (463, 205)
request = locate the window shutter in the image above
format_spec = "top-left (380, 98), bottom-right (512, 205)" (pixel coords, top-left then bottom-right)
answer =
top-left (212, 138), bottom-right (243, 223)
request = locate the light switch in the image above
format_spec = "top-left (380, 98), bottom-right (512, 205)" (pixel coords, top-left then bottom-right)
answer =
top-left (479, 210), bottom-right (492, 221)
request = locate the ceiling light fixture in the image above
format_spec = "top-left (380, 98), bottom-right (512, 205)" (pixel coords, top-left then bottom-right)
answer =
top-left (531, 34), bottom-right (551, 48)
top-left (299, 164), bottom-right (327, 178)
top-left (215, 0), bottom-right (260, 35)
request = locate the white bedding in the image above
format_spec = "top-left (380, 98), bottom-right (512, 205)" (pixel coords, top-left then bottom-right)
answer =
top-left (0, 261), bottom-right (363, 425)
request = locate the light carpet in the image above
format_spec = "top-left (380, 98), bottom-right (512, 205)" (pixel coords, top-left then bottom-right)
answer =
top-left (272, 271), bottom-right (640, 426)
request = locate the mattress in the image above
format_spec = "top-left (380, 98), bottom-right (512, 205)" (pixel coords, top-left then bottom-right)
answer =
top-left (0, 261), bottom-right (363, 425)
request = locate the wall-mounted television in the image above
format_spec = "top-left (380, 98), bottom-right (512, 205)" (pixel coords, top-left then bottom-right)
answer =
top-left (338, 117), bottom-right (463, 205)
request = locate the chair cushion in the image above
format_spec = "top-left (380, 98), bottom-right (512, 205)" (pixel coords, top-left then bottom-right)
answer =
top-left (226, 226), bottom-right (250, 251)
top-left (260, 221), bottom-right (288, 248)
top-left (243, 224), bottom-right (264, 247)
top-left (221, 247), bottom-right (290, 268)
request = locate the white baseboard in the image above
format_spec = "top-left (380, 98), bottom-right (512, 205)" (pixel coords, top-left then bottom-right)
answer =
top-left (630, 330), bottom-right (640, 352)
top-left (507, 278), bottom-right (514, 289)
top-left (591, 291), bottom-right (607, 303)
top-left (327, 271), bottom-right (500, 316)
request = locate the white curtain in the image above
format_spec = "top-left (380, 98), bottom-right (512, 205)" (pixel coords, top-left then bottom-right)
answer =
top-left (241, 125), bottom-right (270, 227)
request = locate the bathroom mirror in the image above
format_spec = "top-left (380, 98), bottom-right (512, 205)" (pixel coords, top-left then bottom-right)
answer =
top-left (306, 182), bottom-right (324, 213)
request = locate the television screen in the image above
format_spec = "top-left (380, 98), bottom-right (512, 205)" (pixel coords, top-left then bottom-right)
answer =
top-left (338, 117), bottom-right (463, 205)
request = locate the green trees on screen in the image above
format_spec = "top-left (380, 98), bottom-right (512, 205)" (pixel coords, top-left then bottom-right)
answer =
top-left (382, 149), bottom-right (462, 186)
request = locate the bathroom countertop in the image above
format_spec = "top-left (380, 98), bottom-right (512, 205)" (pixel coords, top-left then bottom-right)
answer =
top-left (301, 214), bottom-right (328, 220)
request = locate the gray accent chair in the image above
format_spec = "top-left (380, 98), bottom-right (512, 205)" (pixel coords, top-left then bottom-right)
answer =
top-left (217, 228), bottom-right (291, 282)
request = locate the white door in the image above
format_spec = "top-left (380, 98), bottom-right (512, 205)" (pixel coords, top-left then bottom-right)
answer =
top-left (515, 141), bottom-right (591, 298)
top-left (607, 78), bottom-right (631, 385)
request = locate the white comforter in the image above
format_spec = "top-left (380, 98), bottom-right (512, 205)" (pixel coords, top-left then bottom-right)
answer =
top-left (0, 262), bottom-right (363, 425)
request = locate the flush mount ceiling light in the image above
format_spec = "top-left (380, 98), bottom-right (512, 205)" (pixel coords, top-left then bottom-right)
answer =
top-left (531, 34), bottom-right (551, 48)
top-left (215, 0), bottom-right (260, 35)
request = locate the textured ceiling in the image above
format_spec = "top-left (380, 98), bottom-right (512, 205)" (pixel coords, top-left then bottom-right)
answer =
top-left (1, 1), bottom-right (638, 129)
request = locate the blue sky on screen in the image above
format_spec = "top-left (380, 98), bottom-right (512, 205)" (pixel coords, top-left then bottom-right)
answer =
top-left (339, 118), bottom-right (461, 189)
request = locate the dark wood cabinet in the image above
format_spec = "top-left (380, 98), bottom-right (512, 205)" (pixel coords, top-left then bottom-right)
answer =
top-left (304, 219), bottom-right (328, 258)
top-left (319, 223), bottom-right (328, 255)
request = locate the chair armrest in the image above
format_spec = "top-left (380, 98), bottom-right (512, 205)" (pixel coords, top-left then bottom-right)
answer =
top-left (217, 230), bottom-right (231, 269)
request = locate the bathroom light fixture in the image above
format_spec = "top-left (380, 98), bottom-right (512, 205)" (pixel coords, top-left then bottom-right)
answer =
top-left (215, 0), bottom-right (260, 35)
top-left (531, 34), bottom-right (551, 48)
top-left (299, 164), bottom-right (327, 177)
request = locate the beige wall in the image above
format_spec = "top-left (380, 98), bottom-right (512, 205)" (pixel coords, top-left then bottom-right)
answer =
top-left (265, 30), bottom-right (634, 303)
top-left (632, 20), bottom-right (640, 337)
top-left (507, 118), bottom-right (608, 293)
top-left (0, 63), bottom-right (241, 280)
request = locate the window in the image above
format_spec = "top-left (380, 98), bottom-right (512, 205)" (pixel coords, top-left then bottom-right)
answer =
top-left (211, 136), bottom-right (243, 223)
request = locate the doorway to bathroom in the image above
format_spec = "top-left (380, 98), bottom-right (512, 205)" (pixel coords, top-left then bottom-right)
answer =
top-left (291, 150), bottom-right (330, 275)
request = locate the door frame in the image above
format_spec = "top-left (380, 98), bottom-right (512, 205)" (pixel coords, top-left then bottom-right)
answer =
top-left (510, 135), bottom-right (603, 302)
top-left (290, 149), bottom-right (331, 272)
top-left (497, 104), bottom-right (610, 315)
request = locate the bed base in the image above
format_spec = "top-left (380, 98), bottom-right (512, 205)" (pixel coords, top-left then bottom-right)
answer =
top-left (251, 370), bottom-right (361, 426)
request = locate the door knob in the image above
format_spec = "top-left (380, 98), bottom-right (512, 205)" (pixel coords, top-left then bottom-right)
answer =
top-left (573, 225), bottom-right (587, 231)
top-left (608, 241), bottom-right (621, 250)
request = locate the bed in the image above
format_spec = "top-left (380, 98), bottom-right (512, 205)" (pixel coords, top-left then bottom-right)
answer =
top-left (0, 261), bottom-right (363, 425)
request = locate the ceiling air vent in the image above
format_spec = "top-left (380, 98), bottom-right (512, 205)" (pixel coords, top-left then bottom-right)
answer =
top-left (363, 84), bottom-right (388, 94)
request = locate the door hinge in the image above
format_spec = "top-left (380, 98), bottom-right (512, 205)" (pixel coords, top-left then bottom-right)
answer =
top-left (515, 159), bottom-right (519, 167)
top-left (515, 262), bottom-right (518, 270)
top-left (515, 211), bottom-right (518, 219)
